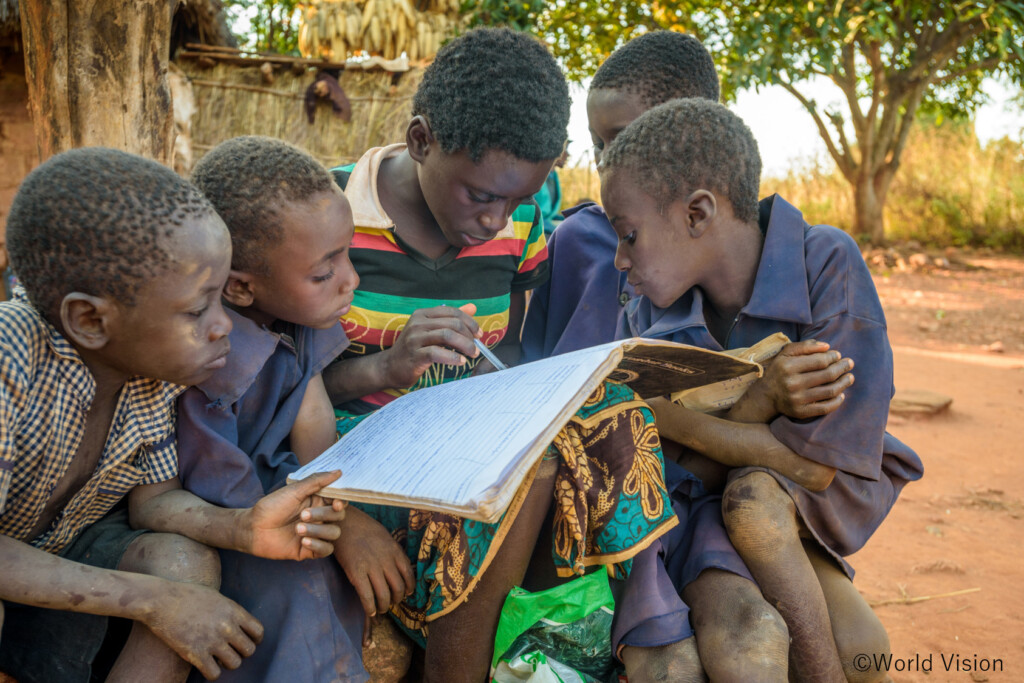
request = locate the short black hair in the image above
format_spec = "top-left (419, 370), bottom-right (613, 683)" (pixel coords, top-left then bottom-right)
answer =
top-left (591, 31), bottom-right (719, 106)
top-left (600, 99), bottom-right (761, 223)
top-left (412, 27), bottom-right (570, 163)
top-left (190, 136), bottom-right (336, 274)
top-left (6, 147), bottom-right (214, 325)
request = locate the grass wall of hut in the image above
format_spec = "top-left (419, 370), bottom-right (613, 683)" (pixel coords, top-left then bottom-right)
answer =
top-left (177, 57), bottom-right (422, 171)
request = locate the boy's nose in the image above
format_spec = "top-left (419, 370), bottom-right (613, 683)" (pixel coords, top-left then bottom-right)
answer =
top-left (613, 244), bottom-right (630, 273)
top-left (210, 301), bottom-right (233, 339)
top-left (478, 203), bottom-right (513, 235)
top-left (339, 257), bottom-right (359, 293)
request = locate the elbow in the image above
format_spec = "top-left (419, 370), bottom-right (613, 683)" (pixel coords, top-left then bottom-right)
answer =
top-left (799, 463), bottom-right (837, 492)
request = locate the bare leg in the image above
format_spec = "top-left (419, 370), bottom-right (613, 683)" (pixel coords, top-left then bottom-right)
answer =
top-left (722, 472), bottom-right (845, 683)
top-left (621, 638), bottom-right (706, 683)
top-left (683, 569), bottom-right (789, 682)
top-left (806, 544), bottom-right (891, 683)
top-left (423, 458), bottom-right (558, 683)
top-left (107, 533), bottom-right (221, 683)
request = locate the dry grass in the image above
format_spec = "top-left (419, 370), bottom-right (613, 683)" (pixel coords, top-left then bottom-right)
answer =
top-left (555, 119), bottom-right (1024, 252)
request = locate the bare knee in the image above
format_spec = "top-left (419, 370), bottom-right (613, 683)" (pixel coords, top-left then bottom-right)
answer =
top-left (837, 610), bottom-right (891, 683)
top-left (621, 639), bottom-right (707, 683)
top-left (689, 577), bottom-right (789, 681)
top-left (119, 533), bottom-right (221, 589)
top-left (722, 472), bottom-right (797, 555)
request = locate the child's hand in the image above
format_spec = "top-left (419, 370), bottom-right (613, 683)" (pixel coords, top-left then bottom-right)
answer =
top-left (145, 583), bottom-right (263, 680)
top-left (245, 471), bottom-right (347, 561)
top-left (333, 506), bottom-right (414, 633)
top-left (733, 340), bottom-right (854, 423)
top-left (380, 303), bottom-right (481, 388)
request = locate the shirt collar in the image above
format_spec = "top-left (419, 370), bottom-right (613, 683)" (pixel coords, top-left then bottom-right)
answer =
top-left (742, 194), bottom-right (813, 325)
top-left (10, 286), bottom-right (97, 403)
top-left (345, 143), bottom-right (407, 230)
top-left (622, 288), bottom-right (706, 339)
top-left (194, 308), bottom-right (289, 405)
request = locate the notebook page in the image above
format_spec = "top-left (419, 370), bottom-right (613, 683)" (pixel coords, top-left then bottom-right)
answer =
top-left (291, 341), bottom-right (624, 506)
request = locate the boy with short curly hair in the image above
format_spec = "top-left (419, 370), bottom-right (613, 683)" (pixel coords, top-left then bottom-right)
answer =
top-left (324, 27), bottom-right (679, 682)
top-left (0, 148), bottom-right (339, 682)
top-left (128, 135), bottom-right (368, 682)
top-left (601, 98), bottom-right (923, 683)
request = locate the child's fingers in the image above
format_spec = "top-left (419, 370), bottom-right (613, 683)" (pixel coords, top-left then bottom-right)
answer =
top-left (367, 570), bottom-right (394, 615)
top-left (194, 653), bottom-right (222, 681)
top-left (420, 305), bottom-right (481, 336)
top-left (301, 503), bottom-right (346, 524)
top-left (417, 326), bottom-right (479, 359)
top-left (300, 536), bottom-right (337, 558)
top-left (795, 394), bottom-right (846, 418)
top-left (362, 613), bottom-right (373, 648)
top-left (282, 470), bottom-right (342, 503)
top-left (296, 521), bottom-right (342, 541)
top-left (777, 352), bottom-right (850, 379)
top-left (383, 562), bottom-right (410, 604)
top-left (212, 642), bottom-right (244, 672)
top-left (398, 554), bottom-right (415, 596)
top-left (351, 574), bottom-right (379, 617)
top-left (780, 339), bottom-right (831, 357)
top-left (791, 375), bottom-right (855, 417)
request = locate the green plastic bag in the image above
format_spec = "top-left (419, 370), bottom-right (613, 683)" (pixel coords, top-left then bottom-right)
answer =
top-left (490, 571), bottom-right (619, 683)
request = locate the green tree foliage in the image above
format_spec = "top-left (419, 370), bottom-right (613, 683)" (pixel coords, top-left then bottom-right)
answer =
top-left (223, 0), bottom-right (302, 55)
top-left (528, 1), bottom-right (1024, 244)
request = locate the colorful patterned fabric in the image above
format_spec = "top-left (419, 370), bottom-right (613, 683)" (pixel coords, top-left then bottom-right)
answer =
top-left (340, 381), bottom-right (677, 636)
top-left (331, 144), bottom-right (548, 414)
top-left (0, 288), bottom-right (182, 554)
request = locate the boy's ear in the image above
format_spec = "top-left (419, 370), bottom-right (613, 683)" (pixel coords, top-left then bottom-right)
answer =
top-left (684, 190), bottom-right (718, 238)
top-left (60, 293), bottom-right (116, 350)
top-left (223, 270), bottom-right (256, 308)
top-left (406, 115), bottom-right (435, 163)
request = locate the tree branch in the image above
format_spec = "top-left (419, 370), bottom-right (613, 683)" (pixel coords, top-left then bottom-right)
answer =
top-left (778, 78), bottom-right (856, 181)
top-left (933, 57), bottom-right (1011, 85)
top-left (837, 43), bottom-right (867, 138)
top-left (878, 81), bottom-right (929, 199)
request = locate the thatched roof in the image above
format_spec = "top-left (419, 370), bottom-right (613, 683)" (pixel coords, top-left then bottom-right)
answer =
top-left (0, 1), bottom-right (236, 48)
top-left (0, 0), bottom-right (19, 36)
top-left (172, 0), bottom-right (237, 51)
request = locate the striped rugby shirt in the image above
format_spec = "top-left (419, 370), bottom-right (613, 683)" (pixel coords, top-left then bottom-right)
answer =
top-left (332, 144), bottom-right (549, 414)
top-left (0, 290), bottom-right (182, 553)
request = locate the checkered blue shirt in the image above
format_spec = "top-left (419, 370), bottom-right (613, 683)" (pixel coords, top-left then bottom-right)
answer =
top-left (0, 290), bottom-right (184, 553)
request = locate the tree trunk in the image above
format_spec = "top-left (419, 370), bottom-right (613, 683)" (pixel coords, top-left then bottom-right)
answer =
top-left (20, 0), bottom-right (176, 165)
top-left (852, 173), bottom-right (887, 245)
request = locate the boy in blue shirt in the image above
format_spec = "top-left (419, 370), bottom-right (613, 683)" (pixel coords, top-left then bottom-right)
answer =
top-left (130, 136), bottom-right (369, 682)
top-left (601, 99), bottom-right (924, 683)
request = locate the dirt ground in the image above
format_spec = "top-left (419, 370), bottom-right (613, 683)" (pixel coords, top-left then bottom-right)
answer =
top-left (850, 250), bottom-right (1024, 682)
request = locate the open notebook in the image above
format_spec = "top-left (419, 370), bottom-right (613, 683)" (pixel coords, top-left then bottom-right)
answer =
top-left (288, 336), bottom-right (780, 523)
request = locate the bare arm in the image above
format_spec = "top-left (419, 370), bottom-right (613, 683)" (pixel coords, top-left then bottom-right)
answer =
top-left (129, 471), bottom-right (345, 561)
top-left (0, 534), bottom-right (263, 679)
top-left (289, 374), bottom-right (337, 465)
top-left (648, 397), bottom-right (836, 491)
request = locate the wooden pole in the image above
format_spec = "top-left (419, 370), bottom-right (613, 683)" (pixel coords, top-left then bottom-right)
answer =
top-left (20, 0), bottom-right (175, 164)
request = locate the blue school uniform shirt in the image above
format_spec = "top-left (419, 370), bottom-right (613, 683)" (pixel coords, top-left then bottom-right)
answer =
top-left (521, 203), bottom-right (633, 362)
top-left (620, 195), bottom-right (924, 566)
top-left (176, 309), bottom-right (368, 683)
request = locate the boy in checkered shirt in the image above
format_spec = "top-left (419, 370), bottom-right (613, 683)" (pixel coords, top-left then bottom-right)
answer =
top-left (0, 148), bottom-right (345, 682)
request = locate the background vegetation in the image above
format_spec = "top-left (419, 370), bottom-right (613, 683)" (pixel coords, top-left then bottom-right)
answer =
top-left (224, 1), bottom-right (1024, 252)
